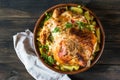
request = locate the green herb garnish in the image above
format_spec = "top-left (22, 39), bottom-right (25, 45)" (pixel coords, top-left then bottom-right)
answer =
top-left (48, 56), bottom-right (55, 64)
top-left (52, 27), bottom-right (60, 33)
top-left (42, 45), bottom-right (49, 52)
top-left (89, 25), bottom-right (95, 31)
top-left (45, 12), bottom-right (52, 21)
top-left (84, 11), bottom-right (94, 24)
top-left (40, 45), bottom-right (49, 54)
top-left (40, 44), bottom-right (55, 65)
top-left (65, 22), bottom-right (73, 28)
top-left (41, 53), bottom-right (48, 60)
top-left (76, 21), bottom-right (85, 30)
top-left (48, 33), bottom-right (54, 42)
top-left (41, 53), bottom-right (55, 65)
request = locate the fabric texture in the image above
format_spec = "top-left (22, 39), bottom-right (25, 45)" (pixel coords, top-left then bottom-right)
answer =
top-left (13, 29), bottom-right (71, 80)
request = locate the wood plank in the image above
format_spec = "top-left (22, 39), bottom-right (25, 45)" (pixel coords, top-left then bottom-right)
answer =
top-left (86, 0), bottom-right (120, 10)
top-left (69, 64), bottom-right (120, 80)
top-left (0, 62), bottom-right (120, 80)
top-left (0, 0), bottom-right (119, 19)
top-left (0, 63), bottom-right (34, 80)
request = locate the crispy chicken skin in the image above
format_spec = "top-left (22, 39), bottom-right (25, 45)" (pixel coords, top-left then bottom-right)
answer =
top-left (53, 30), bottom-right (97, 67)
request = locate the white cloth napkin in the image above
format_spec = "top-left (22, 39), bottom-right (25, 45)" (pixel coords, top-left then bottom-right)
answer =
top-left (13, 29), bottom-right (71, 80)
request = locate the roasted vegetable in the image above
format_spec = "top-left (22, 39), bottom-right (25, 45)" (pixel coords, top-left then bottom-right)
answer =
top-left (60, 65), bottom-right (79, 71)
top-left (70, 6), bottom-right (83, 14)
top-left (96, 28), bottom-right (101, 43)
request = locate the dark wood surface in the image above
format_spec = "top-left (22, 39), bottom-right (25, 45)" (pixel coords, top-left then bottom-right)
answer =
top-left (0, 0), bottom-right (120, 80)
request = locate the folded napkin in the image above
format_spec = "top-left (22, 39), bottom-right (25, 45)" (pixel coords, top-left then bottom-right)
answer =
top-left (13, 29), bottom-right (71, 80)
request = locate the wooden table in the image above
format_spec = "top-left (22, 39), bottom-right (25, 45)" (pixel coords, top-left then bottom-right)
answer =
top-left (0, 0), bottom-right (120, 80)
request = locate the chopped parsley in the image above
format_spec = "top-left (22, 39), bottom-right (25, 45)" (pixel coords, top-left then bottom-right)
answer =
top-left (52, 27), bottom-right (60, 33)
top-left (89, 25), bottom-right (95, 31)
top-left (41, 53), bottom-right (48, 60)
top-left (42, 45), bottom-right (49, 52)
top-left (41, 54), bottom-right (55, 65)
top-left (48, 56), bottom-right (55, 64)
top-left (76, 21), bottom-right (86, 30)
top-left (40, 44), bottom-right (55, 65)
top-left (40, 45), bottom-right (49, 54)
top-left (48, 33), bottom-right (54, 42)
top-left (45, 12), bottom-right (52, 21)
top-left (65, 22), bottom-right (73, 28)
